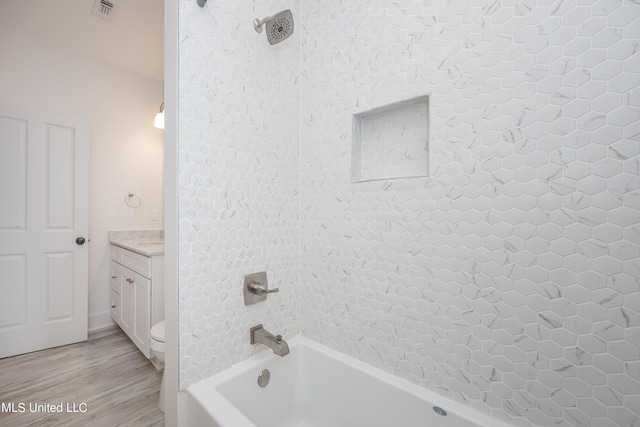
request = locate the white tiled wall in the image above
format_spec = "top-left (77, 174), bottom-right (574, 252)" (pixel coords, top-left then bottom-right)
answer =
top-left (299, 1), bottom-right (639, 426)
top-left (179, 0), bottom-right (640, 425)
top-left (178, 0), bottom-right (300, 389)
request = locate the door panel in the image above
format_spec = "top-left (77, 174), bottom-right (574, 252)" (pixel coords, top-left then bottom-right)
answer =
top-left (0, 103), bottom-right (88, 358)
top-left (45, 124), bottom-right (75, 229)
top-left (0, 116), bottom-right (27, 230)
top-left (0, 255), bottom-right (26, 331)
top-left (132, 270), bottom-right (151, 357)
top-left (45, 252), bottom-right (74, 323)
top-left (119, 263), bottom-right (134, 335)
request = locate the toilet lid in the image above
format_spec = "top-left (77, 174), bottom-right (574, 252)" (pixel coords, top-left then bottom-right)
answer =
top-left (151, 320), bottom-right (165, 342)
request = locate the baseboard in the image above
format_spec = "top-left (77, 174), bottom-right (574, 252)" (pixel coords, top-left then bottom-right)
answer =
top-left (88, 311), bottom-right (115, 332)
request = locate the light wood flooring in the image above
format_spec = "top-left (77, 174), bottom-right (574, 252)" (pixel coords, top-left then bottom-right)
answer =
top-left (0, 326), bottom-right (164, 427)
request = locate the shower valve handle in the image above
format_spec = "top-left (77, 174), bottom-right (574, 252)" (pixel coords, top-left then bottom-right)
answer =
top-left (249, 283), bottom-right (279, 295)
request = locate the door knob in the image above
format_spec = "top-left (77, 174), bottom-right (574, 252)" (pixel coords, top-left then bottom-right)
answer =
top-left (75, 237), bottom-right (86, 245)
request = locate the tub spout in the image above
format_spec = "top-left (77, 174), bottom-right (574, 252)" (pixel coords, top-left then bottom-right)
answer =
top-left (250, 324), bottom-right (289, 357)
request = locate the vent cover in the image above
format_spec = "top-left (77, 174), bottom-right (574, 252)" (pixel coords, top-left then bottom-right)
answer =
top-left (92, 0), bottom-right (116, 20)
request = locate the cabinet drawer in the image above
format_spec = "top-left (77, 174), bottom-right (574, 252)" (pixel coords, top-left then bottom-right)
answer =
top-left (110, 289), bottom-right (120, 322)
top-left (111, 245), bottom-right (151, 278)
top-left (110, 262), bottom-right (120, 293)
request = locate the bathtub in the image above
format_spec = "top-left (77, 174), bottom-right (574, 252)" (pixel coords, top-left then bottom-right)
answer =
top-left (186, 336), bottom-right (512, 427)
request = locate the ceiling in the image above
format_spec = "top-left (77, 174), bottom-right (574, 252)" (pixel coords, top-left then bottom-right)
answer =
top-left (0, 0), bottom-right (163, 81)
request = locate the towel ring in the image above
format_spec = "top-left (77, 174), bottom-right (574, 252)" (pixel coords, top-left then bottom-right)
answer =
top-left (125, 193), bottom-right (142, 208)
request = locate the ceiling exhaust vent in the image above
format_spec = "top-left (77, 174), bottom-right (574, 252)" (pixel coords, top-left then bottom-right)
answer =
top-left (92, 0), bottom-right (116, 20)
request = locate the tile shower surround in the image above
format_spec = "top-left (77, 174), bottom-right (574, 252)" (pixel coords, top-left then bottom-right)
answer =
top-left (179, 1), bottom-right (640, 426)
top-left (178, 0), bottom-right (301, 391)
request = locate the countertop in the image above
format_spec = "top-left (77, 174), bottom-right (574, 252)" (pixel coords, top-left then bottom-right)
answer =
top-left (109, 230), bottom-right (164, 256)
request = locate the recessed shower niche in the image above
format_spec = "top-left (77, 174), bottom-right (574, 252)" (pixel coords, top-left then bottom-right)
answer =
top-left (352, 95), bottom-right (430, 182)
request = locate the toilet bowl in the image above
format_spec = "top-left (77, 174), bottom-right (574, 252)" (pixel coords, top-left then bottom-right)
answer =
top-left (150, 321), bottom-right (165, 412)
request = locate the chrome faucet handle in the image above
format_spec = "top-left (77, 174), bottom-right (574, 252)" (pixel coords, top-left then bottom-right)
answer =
top-left (249, 283), bottom-right (279, 295)
top-left (244, 272), bottom-right (279, 306)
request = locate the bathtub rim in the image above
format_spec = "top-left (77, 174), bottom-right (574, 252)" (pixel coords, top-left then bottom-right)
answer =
top-left (186, 335), bottom-right (513, 427)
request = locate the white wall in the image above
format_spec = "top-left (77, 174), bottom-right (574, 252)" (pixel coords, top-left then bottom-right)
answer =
top-left (0, 23), bottom-right (164, 331)
top-left (299, 2), bottom-right (640, 427)
top-left (177, 0), bottom-right (300, 389)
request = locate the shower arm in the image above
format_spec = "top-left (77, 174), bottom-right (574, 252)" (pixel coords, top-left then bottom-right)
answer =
top-left (253, 15), bottom-right (273, 33)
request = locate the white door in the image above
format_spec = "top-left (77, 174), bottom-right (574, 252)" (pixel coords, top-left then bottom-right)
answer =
top-left (0, 103), bottom-right (88, 358)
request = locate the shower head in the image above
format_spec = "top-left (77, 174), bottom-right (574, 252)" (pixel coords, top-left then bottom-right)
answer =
top-left (253, 10), bottom-right (294, 45)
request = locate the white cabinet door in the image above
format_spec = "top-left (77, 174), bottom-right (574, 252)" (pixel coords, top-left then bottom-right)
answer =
top-left (119, 264), bottom-right (134, 336)
top-left (115, 261), bottom-right (150, 358)
top-left (110, 262), bottom-right (121, 324)
top-left (110, 289), bottom-right (120, 323)
top-left (0, 104), bottom-right (88, 358)
top-left (111, 261), bottom-right (130, 333)
top-left (131, 270), bottom-right (151, 357)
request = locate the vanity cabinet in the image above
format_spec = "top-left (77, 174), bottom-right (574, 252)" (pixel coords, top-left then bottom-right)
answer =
top-left (110, 244), bottom-right (164, 358)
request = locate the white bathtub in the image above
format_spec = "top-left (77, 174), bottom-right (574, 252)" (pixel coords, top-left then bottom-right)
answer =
top-left (186, 336), bottom-right (512, 427)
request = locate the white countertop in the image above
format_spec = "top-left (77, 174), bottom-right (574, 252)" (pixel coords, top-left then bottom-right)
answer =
top-left (110, 239), bottom-right (164, 256)
top-left (109, 230), bottom-right (164, 256)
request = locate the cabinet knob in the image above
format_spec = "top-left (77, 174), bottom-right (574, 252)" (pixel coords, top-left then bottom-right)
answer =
top-left (126, 278), bottom-right (134, 283)
top-left (111, 304), bottom-right (116, 308)
top-left (112, 275), bottom-right (116, 279)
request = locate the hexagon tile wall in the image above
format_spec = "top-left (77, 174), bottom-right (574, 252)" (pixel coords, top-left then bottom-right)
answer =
top-left (179, 0), bottom-right (640, 426)
top-left (178, 0), bottom-right (300, 388)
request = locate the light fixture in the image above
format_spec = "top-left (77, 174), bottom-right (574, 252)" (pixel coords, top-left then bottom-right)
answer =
top-left (154, 102), bottom-right (165, 129)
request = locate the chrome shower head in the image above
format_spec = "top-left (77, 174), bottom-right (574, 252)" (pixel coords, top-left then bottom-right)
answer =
top-left (253, 10), bottom-right (294, 45)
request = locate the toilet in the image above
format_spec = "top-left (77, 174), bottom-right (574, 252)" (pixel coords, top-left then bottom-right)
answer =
top-left (150, 320), bottom-right (166, 412)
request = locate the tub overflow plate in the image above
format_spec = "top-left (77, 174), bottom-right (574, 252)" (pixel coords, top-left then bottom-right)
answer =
top-left (258, 369), bottom-right (271, 387)
top-left (433, 406), bottom-right (447, 416)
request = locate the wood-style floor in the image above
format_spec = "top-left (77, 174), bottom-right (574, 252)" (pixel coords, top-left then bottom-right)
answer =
top-left (0, 326), bottom-right (164, 427)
